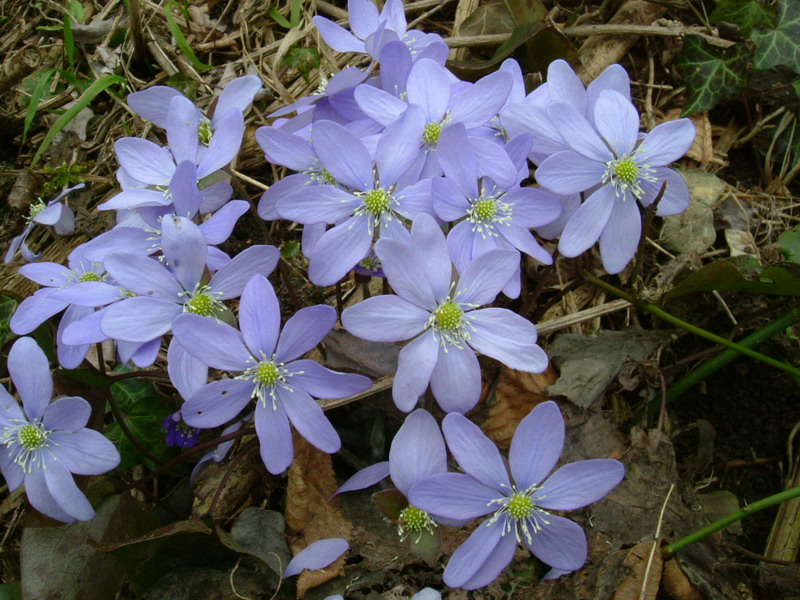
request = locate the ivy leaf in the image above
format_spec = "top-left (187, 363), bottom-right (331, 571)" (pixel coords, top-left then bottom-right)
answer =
top-left (675, 35), bottom-right (749, 115)
top-left (709, 0), bottom-right (775, 36)
top-left (752, 0), bottom-right (800, 74)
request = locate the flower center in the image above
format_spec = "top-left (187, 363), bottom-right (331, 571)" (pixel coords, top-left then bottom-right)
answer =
top-left (434, 301), bottom-right (463, 331)
top-left (466, 185), bottom-right (514, 238)
top-left (254, 361), bottom-right (280, 386)
top-left (422, 121), bottom-right (442, 146)
top-left (2, 421), bottom-right (52, 473)
top-left (182, 286), bottom-right (224, 317)
top-left (363, 188), bottom-right (390, 215)
top-left (397, 504), bottom-right (437, 541)
top-left (198, 117), bottom-right (213, 146)
top-left (487, 484), bottom-right (552, 544)
top-left (18, 424), bottom-right (46, 449)
top-left (79, 271), bottom-right (102, 282)
top-left (603, 152), bottom-right (656, 200)
top-left (473, 198), bottom-right (497, 222)
top-left (27, 201), bottom-right (47, 222)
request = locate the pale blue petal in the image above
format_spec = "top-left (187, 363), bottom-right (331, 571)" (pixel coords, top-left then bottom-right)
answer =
top-left (278, 386), bottom-right (340, 453)
top-left (467, 308), bottom-right (548, 372)
top-left (557, 185), bottom-right (616, 258)
top-left (183, 379), bottom-right (254, 428)
top-left (255, 400), bottom-right (294, 474)
top-left (523, 514), bottom-right (587, 571)
top-left (335, 461), bottom-right (390, 495)
top-left (430, 344), bottom-right (481, 414)
top-left (442, 519), bottom-right (505, 588)
top-left (389, 409), bottom-right (447, 496)
top-left (275, 305), bottom-right (336, 362)
top-left (443, 413), bottom-right (510, 489)
top-left (209, 245), bottom-right (280, 299)
top-left (287, 360), bottom-right (371, 399)
top-left (455, 249), bottom-right (518, 306)
top-left (393, 333), bottom-right (438, 412)
top-left (172, 313), bottom-right (250, 370)
top-left (8, 337), bottom-right (52, 421)
top-left (536, 459), bottom-right (625, 510)
top-left (284, 538), bottom-right (349, 577)
top-left (342, 295), bottom-right (428, 342)
top-left (509, 400), bottom-right (564, 489)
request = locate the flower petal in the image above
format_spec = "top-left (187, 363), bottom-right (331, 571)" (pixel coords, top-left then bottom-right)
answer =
top-left (277, 185), bottom-right (360, 225)
top-left (312, 16), bottom-right (365, 53)
top-left (284, 538), bottom-right (349, 577)
top-left (255, 399), bottom-right (294, 474)
top-left (43, 396), bottom-right (90, 432)
top-left (408, 472), bottom-right (498, 521)
top-left (535, 150), bottom-right (605, 195)
top-left (9, 291), bottom-right (67, 335)
top-left (442, 519), bottom-right (505, 588)
top-left (25, 466), bottom-right (77, 522)
top-left (467, 308), bottom-right (548, 372)
top-left (18, 262), bottom-right (70, 287)
top-left (638, 118), bottom-right (696, 166)
top-left (101, 297), bottom-right (180, 342)
top-left (437, 124), bottom-right (478, 198)
top-left (127, 86), bottom-right (184, 128)
top-left (104, 253), bottom-right (182, 299)
top-left (389, 409), bottom-right (447, 495)
top-left (278, 386), bottom-right (340, 453)
top-left (393, 333), bottom-right (438, 412)
top-left (374, 239), bottom-right (438, 310)
top-left (459, 529), bottom-right (517, 590)
top-left (536, 459), bottom-right (625, 510)
top-left (377, 105), bottom-right (425, 187)
top-left (48, 429), bottom-right (120, 475)
top-left (209, 244), bottom-right (280, 299)
top-left (183, 379), bottom-right (255, 428)
top-left (406, 59), bottom-right (450, 122)
top-left (167, 338), bottom-right (209, 400)
top-left (197, 109), bottom-right (244, 178)
top-left (44, 459), bottom-right (95, 521)
top-left (308, 217), bottom-right (372, 287)
top-left (161, 215), bottom-right (207, 291)
top-left (199, 199), bottom-right (248, 245)
top-left (593, 89), bottom-right (639, 157)
top-left (166, 96), bottom-right (200, 164)
top-left (523, 514), bottom-right (587, 572)
top-left (354, 85), bottom-right (407, 126)
top-left (255, 126), bottom-right (315, 171)
top-left (275, 305), bottom-right (336, 362)
top-left (598, 192), bottom-right (641, 274)
top-left (287, 360), bottom-right (371, 399)
top-left (547, 59), bottom-right (586, 114)
top-left (546, 103), bottom-right (611, 162)
top-left (334, 461), bottom-right (391, 495)
top-left (645, 167), bottom-right (690, 217)
top-left (8, 337), bottom-right (52, 421)
top-left (430, 344), bottom-right (481, 414)
top-left (312, 121), bottom-right (373, 191)
top-left (450, 70), bottom-right (512, 129)
top-left (172, 313), bottom-right (250, 370)
top-left (239, 274), bottom-right (280, 357)
top-left (509, 400), bottom-right (564, 489)
top-left (455, 248), bottom-right (518, 306)
top-left (557, 184), bottom-right (615, 258)
top-left (342, 295), bottom-right (429, 342)
top-left (212, 75), bottom-right (262, 127)
top-left (114, 138), bottom-right (175, 184)
top-left (442, 413), bottom-right (510, 489)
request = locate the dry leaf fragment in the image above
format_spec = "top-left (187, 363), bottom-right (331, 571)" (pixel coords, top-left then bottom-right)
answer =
top-left (482, 364), bottom-right (557, 448)
top-left (611, 540), bottom-right (663, 600)
top-left (662, 558), bottom-right (705, 600)
top-left (286, 433), bottom-right (352, 598)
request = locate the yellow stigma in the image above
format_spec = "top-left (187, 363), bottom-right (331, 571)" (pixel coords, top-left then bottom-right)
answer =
top-left (363, 188), bottom-right (390, 215)
top-left (398, 505), bottom-right (430, 532)
top-left (422, 121), bottom-right (442, 145)
top-left (79, 271), bottom-right (102, 282)
top-left (185, 292), bottom-right (215, 316)
top-left (28, 201), bottom-right (47, 220)
top-left (198, 117), bottom-right (213, 145)
top-left (613, 157), bottom-right (639, 185)
top-left (18, 425), bottom-right (46, 449)
top-left (435, 301), bottom-right (463, 331)
top-left (254, 361), bottom-right (280, 386)
top-left (473, 198), bottom-right (497, 221)
top-left (507, 493), bottom-right (534, 519)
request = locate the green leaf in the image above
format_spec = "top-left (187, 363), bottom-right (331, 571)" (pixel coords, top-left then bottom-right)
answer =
top-left (0, 581), bottom-right (22, 600)
top-left (780, 225), bottom-right (800, 263)
top-left (68, 0), bottom-right (85, 22)
top-left (32, 74), bottom-right (126, 167)
top-left (665, 260), bottom-right (800, 300)
top-left (283, 46), bottom-right (320, 83)
top-left (64, 15), bottom-right (75, 69)
top-left (675, 35), bottom-right (749, 114)
top-left (448, 21), bottom-right (544, 77)
top-left (752, 0), bottom-right (800, 74)
top-left (709, 0), bottom-right (775, 36)
top-left (164, 1), bottom-right (212, 71)
top-left (24, 69), bottom-right (56, 142)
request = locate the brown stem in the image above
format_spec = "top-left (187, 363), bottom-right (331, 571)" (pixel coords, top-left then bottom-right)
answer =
top-left (632, 180), bottom-right (667, 296)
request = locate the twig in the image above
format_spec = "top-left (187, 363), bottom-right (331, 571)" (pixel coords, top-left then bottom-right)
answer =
top-left (633, 180), bottom-right (667, 296)
top-left (640, 484), bottom-right (675, 600)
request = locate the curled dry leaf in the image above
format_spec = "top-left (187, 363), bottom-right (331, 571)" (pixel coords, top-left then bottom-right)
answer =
top-left (482, 364), bottom-right (557, 448)
top-left (664, 109), bottom-right (714, 165)
top-left (611, 540), bottom-right (663, 600)
top-left (191, 439), bottom-right (262, 519)
top-left (286, 432), bottom-right (352, 598)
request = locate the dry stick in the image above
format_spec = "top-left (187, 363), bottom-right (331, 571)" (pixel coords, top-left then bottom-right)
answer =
top-left (122, 427), bottom-right (255, 491)
top-left (127, 0), bottom-right (148, 69)
top-left (520, 249), bottom-right (560, 317)
top-left (208, 438), bottom-right (259, 519)
top-left (640, 483), bottom-right (675, 600)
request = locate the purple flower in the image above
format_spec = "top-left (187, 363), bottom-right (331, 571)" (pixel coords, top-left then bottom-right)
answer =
top-left (335, 409), bottom-right (462, 537)
top-left (342, 214), bottom-right (548, 414)
top-left (534, 90), bottom-right (695, 273)
top-left (276, 115), bottom-right (434, 286)
top-left (0, 337), bottom-right (120, 522)
top-left (432, 124), bottom-right (561, 297)
top-left (284, 538), bottom-right (349, 577)
top-left (163, 411), bottom-right (200, 448)
top-left (312, 0), bottom-right (445, 60)
top-left (4, 184), bottom-right (83, 264)
top-left (98, 215), bottom-right (279, 350)
top-left (173, 274), bottom-right (371, 474)
top-left (352, 248), bottom-right (385, 278)
top-left (409, 401), bottom-right (625, 589)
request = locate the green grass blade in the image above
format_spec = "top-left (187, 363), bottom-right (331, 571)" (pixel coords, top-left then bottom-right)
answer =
top-left (31, 74), bottom-right (126, 167)
top-left (64, 16), bottom-right (75, 69)
top-left (24, 69), bottom-right (57, 143)
top-left (164, 1), bottom-right (212, 71)
top-left (269, 6), bottom-right (294, 28)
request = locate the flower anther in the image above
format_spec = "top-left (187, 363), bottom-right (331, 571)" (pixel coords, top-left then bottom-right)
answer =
top-left (603, 153), bottom-right (656, 200)
top-left (78, 271), bottom-right (102, 283)
top-left (487, 484), bottom-right (552, 545)
top-left (422, 121), bottom-right (443, 146)
top-left (397, 504), bottom-right (437, 541)
top-left (434, 301), bottom-right (463, 331)
top-left (198, 117), bottom-right (213, 146)
top-left (182, 285), bottom-right (224, 317)
top-left (363, 188), bottom-right (391, 215)
top-left (2, 421), bottom-right (52, 473)
top-left (466, 186), bottom-right (514, 238)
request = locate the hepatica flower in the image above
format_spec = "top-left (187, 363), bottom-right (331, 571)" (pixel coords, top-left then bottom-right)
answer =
top-left (0, 337), bottom-right (120, 522)
top-left (535, 89), bottom-right (695, 273)
top-left (342, 214), bottom-right (548, 414)
top-left (409, 401), bottom-right (625, 589)
top-left (173, 274), bottom-right (371, 474)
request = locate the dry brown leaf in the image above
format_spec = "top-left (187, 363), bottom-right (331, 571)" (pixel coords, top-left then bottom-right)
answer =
top-left (191, 438), bottom-right (262, 519)
top-left (286, 432), bottom-right (353, 598)
top-left (662, 558), bottom-right (705, 600)
top-left (482, 364), bottom-right (558, 448)
top-left (664, 109), bottom-right (713, 165)
top-left (611, 540), bottom-right (663, 600)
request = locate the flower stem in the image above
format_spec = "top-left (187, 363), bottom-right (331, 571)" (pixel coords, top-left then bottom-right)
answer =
top-left (632, 180), bottom-right (666, 296)
top-left (583, 273), bottom-right (800, 380)
top-left (662, 486), bottom-right (800, 558)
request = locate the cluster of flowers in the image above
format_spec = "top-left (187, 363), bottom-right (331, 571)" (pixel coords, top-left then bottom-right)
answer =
top-left (0, 0), bottom-right (696, 591)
